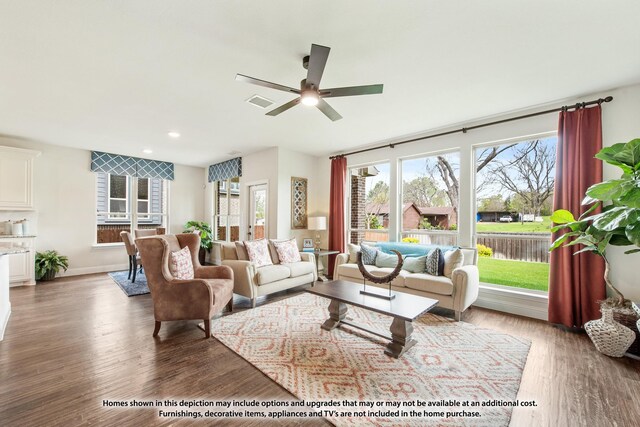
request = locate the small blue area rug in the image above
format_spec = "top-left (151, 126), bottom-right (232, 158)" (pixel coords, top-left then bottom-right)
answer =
top-left (108, 270), bottom-right (150, 297)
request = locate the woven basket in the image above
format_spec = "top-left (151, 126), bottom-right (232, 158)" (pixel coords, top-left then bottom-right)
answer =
top-left (612, 306), bottom-right (640, 356)
top-left (585, 308), bottom-right (635, 358)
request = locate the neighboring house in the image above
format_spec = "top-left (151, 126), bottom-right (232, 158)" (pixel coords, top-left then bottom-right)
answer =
top-left (417, 206), bottom-right (456, 229)
top-left (365, 202), bottom-right (455, 230)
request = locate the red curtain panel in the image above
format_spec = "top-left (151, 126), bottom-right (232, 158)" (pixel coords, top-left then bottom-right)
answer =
top-left (548, 105), bottom-right (606, 328)
top-left (328, 157), bottom-right (347, 277)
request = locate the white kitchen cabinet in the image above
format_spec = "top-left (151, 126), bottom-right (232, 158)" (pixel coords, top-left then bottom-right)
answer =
top-left (8, 251), bottom-right (30, 282)
top-left (0, 236), bottom-right (36, 286)
top-left (0, 254), bottom-right (10, 341)
top-left (0, 146), bottom-right (41, 210)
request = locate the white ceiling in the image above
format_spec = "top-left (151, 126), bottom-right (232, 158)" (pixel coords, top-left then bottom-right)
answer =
top-left (0, 1), bottom-right (639, 167)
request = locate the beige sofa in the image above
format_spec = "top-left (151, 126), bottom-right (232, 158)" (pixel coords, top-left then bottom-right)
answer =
top-left (334, 245), bottom-right (479, 321)
top-left (220, 241), bottom-right (317, 308)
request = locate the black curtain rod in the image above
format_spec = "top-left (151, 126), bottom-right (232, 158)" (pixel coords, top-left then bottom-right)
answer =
top-left (329, 95), bottom-right (613, 160)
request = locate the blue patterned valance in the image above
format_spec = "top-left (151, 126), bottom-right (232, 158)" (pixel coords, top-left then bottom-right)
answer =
top-left (91, 151), bottom-right (174, 181)
top-left (208, 157), bottom-right (242, 182)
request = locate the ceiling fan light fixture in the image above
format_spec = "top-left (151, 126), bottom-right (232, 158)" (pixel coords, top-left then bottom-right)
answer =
top-left (301, 91), bottom-right (319, 106)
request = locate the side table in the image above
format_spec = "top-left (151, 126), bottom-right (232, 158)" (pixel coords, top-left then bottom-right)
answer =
top-left (304, 249), bottom-right (339, 281)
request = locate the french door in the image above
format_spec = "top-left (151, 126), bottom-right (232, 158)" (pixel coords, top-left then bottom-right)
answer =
top-left (248, 184), bottom-right (267, 240)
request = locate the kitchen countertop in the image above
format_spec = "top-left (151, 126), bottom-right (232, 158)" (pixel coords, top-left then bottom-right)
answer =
top-left (0, 246), bottom-right (30, 255)
top-left (0, 235), bottom-right (37, 238)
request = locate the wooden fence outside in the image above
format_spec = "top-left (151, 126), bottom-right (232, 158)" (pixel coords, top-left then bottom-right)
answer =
top-left (477, 233), bottom-right (551, 263)
top-left (97, 224), bottom-right (163, 244)
top-left (368, 230), bottom-right (550, 263)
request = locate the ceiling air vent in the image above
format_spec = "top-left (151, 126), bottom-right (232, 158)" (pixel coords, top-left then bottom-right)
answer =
top-left (246, 95), bottom-right (274, 109)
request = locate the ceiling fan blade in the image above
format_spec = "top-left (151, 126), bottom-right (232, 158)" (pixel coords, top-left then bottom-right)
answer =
top-left (320, 84), bottom-right (383, 98)
top-left (235, 74), bottom-right (300, 94)
top-left (316, 98), bottom-right (342, 121)
top-left (306, 44), bottom-right (330, 88)
top-left (266, 98), bottom-right (301, 116)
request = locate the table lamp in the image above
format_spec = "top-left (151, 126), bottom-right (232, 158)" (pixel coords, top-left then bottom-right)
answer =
top-left (307, 216), bottom-right (326, 252)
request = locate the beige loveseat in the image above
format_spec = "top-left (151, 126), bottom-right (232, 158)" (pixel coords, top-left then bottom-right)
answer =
top-left (334, 244), bottom-right (479, 321)
top-left (220, 241), bottom-right (317, 308)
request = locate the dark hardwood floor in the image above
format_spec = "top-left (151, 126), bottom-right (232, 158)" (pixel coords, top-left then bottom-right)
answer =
top-left (1, 274), bottom-right (638, 427)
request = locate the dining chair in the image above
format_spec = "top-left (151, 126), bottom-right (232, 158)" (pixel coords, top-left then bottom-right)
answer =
top-left (120, 231), bottom-right (143, 283)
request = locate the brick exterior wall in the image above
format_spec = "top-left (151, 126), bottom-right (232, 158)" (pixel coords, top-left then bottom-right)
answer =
top-left (350, 175), bottom-right (366, 244)
top-left (402, 205), bottom-right (422, 230)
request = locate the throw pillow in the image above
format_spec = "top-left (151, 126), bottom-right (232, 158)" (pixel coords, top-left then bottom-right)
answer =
top-left (443, 248), bottom-right (464, 278)
top-left (437, 250), bottom-right (445, 276)
top-left (170, 246), bottom-right (194, 280)
top-left (234, 241), bottom-right (249, 260)
top-left (360, 244), bottom-right (377, 265)
top-left (272, 238), bottom-right (301, 263)
top-left (425, 248), bottom-right (441, 276)
top-left (267, 240), bottom-right (281, 264)
top-left (244, 239), bottom-right (273, 268)
top-left (375, 250), bottom-right (401, 268)
top-left (402, 255), bottom-right (427, 273)
top-left (347, 243), bottom-right (360, 263)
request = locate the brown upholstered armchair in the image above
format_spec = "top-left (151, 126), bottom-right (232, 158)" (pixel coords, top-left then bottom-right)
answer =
top-left (135, 234), bottom-right (234, 338)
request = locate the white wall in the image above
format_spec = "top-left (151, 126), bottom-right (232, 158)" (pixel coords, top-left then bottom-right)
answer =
top-left (239, 147), bottom-right (279, 240)
top-left (276, 148), bottom-right (324, 244)
top-left (0, 136), bottom-right (206, 276)
top-left (205, 147), bottom-right (327, 249)
top-left (316, 83), bottom-right (640, 302)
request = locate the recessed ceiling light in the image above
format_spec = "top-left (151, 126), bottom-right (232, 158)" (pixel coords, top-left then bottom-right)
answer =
top-left (142, 149), bottom-right (153, 154)
top-left (167, 131), bottom-right (181, 138)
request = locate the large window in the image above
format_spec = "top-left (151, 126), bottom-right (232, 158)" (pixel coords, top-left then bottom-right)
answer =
top-left (214, 177), bottom-right (240, 242)
top-left (474, 136), bottom-right (557, 292)
top-left (400, 152), bottom-right (460, 246)
top-left (96, 173), bottom-right (168, 244)
top-left (348, 162), bottom-right (390, 244)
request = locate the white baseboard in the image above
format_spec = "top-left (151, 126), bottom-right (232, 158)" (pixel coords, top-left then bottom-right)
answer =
top-left (0, 302), bottom-right (10, 341)
top-left (60, 263), bottom-right (129, 277)
top-left (474, 284), bottom-right (548, 321)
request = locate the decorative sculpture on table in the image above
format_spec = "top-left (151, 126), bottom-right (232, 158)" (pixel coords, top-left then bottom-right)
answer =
top-left (357, 249), bottom-right (403, 300)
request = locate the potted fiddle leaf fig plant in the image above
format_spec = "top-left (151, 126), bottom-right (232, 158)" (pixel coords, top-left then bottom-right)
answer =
top-left (183, 220), bottom-right (213, 265)
top-left (550, 138), bottom-right (640, 307)
top-left (35, 250), bottom-right (69, 281)
top-left (550, 137), bottom-right (640, 356)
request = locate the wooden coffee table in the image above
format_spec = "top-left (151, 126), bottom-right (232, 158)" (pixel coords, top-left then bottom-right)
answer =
top-left (306, 280), bottom-right (439, 358)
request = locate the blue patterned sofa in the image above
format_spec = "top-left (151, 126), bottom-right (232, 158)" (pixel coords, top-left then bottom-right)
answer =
top-left (333, 242), bottom-right (479, 321)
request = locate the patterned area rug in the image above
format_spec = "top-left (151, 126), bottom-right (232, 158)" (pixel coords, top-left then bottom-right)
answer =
top-left (211, 293), bottom-right (531, 427)
top-left (108, 270), bottom-right (149, 297)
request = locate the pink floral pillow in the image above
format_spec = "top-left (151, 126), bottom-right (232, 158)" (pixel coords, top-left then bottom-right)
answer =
top-left (170, 246), bottom-right (194, 280)
top-left (244, 239), bottom-right (273, 267)
top-left (272, 238), bottom-right (301, 263)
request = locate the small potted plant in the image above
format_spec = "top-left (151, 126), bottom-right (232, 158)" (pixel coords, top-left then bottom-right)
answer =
top-left (35, 250), bottom-right (69, 281)
top-left (183, 220), bottom-right (213, 265)
top-left (550, 137), bottom-right (640, 356)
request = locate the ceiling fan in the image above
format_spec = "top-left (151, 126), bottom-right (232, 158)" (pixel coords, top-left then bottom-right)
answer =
top-left (236, 43), bottom-right (383, 121)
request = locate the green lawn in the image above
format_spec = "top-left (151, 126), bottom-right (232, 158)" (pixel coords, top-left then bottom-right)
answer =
top-left (476, 216), bottom-right (552, 233)
top-left (477, 257), bottom-right (550, 291)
